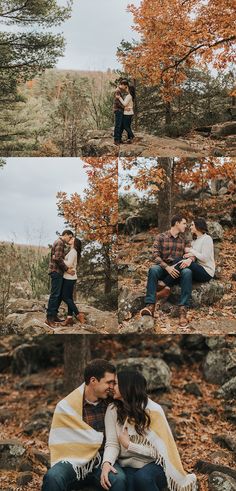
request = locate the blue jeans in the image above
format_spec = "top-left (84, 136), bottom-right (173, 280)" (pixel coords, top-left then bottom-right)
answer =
top-left (47, 272), bottom-right (64, 320)
top-left (122, 115), bottom-right (134, 140)
top-left (62, 279), bottom-right (79, 316)
top-left (114, 110), bottom-right (123, 142)
top-left (145, 264), bottom-right (192, 307)
top-left (123, 463), bottom-right (167, 491)
top-left (41, 461), bottom-right (126, 491)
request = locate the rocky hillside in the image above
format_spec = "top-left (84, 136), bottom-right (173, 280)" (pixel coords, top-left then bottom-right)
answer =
top-left (0, 334), bottom-right (235, 490)
top-left (118, 191), bottom-right (236, 334)
top-left (1, 296), bottom-right (118, 336)
top-left (81, 121), bottom-right (236, 158)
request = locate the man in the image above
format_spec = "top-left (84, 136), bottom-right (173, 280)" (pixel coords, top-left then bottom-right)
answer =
top-left (42, 359), bottom-right (126, 491)
top-left (113, 80), bottom-right (126, 146)
top-left (140, 214), bottom-right (193, 327)
top-left (45, 230), bottom-right (75, 328)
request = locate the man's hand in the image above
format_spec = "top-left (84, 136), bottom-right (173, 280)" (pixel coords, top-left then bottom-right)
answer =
top-left (118, 427), bottom-right (130, 449)
top-left (166, 265), bottom-right (180, 279)
top-left (100, 462), bottom-right (117, 490)
top-left (179, 258), bottom-right (192, 269)
top-left (67, 268), bottom-right (75, 276)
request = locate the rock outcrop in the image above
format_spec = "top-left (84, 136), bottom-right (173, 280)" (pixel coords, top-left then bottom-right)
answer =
top-left (2, 298), bottom-right (118, 335)
top-left (80, 127), bottom-right (236, 157)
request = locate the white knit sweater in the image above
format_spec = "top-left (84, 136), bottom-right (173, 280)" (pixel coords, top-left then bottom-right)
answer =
top-left (103, 405), bottom-right (154, 469)
top-left (63, 249), bottom-right (77, 280)
top-left (189, 234), bottom-right (215, 277)
top-left (118, 94), bottom-right (134, 115)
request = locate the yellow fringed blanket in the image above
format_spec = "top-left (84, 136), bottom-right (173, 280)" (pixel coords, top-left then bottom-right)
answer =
top-left (49, 383), bottom-right (103, 480)
top-left (128, 399), bottom-right (197, 491)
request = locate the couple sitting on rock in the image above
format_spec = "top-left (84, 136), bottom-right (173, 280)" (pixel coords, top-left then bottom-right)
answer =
top-left (113, 79), bottom-right (135, 146)
top-left (45, 230), bottom-right (84, 329)
top-left (42, 358), bottom-right (197, 491)
top-left (140, 214), bottom-right (215, 327)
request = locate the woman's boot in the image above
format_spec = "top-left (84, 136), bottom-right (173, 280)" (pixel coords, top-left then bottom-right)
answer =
top-left (62, 316), bottom-right (74, 326)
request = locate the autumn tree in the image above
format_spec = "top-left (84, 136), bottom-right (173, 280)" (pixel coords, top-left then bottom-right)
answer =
top-left (57, 157), bottom-right (118, 298)
top-left (120, 157), bottom-right (236, 231)
top-left (120, 0), bottom-right (235, 100)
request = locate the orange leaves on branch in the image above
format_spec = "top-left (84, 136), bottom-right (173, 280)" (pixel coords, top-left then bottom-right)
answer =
top-left (175, 157), bottom-right (236, 187)
top-left (57, 158), bottom-right (118, 247)
top-left (120, 157), bottom-right (168, 197)
top-left (121, 0), bottom-right (236, 100)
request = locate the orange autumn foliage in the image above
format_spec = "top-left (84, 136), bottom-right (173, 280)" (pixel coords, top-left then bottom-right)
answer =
top-left (121, 0), bottom-right (236, 100)
top-left (120, 157), bottom-right (236, 197)
top-left (57, 158), bottom-right (118, 247)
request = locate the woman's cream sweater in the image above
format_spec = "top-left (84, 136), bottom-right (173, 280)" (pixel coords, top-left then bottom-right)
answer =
top-left (102, 405), bottom-right (155, 468)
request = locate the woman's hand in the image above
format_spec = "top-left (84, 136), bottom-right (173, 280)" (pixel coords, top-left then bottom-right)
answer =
top-left (118, 427), bottom-right (130, 449)
top-left (100, 462), bottom-right (117, 490)
top-left (184, 252), bottom-right (193, 258)
top-left (179, 258), bottom-right (192, 269)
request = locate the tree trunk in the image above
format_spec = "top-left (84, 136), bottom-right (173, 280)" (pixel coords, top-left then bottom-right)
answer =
top-left (165, 102), bottom-right (172, 125)
top-left (63, 335), bottom-right (91, 393)
top-left (158, 158), bottom-right (173, 232)
top-left (103, 245), bottom-right (112, 294)
top-left (133, 79), bottom-right (138, 132)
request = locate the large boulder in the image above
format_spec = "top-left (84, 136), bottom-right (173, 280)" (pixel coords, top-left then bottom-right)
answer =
top-left (118, 287), bottom-right (145, 323)
top-left (119, 316), bottom-right (155, 334)
top-left (170, 280), bottom-right (229, 307)
top-left (208, 472), bottom-right (236, 491)
top-left (0, 440), bottom-right (26, 470)
top-left (211, 121), bottom-right (236, 138)
top-left (124, 215), bottom-right (150, 235)
top-left (207, 221), bottom-right (224, 241)
top-left (6, 298), bottom-right (45, 315)
top-left (217, 377), bottom-right (236, 400)
top-left (203, 349), bottom-right (236, 385)
top-left (115, 357), bottom-right (171, 392)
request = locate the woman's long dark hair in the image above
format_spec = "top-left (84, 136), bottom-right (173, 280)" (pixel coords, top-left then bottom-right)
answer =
top-left (73, 237), bottom-right (82, 261)
top-left (113, 370), bottom-right (151, 436)
top-left (121, 79), bottom-right (136, 101)
top-left (193, 218), bottom-right (209, 234)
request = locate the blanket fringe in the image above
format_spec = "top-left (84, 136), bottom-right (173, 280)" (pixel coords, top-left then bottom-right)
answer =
top-left (130, 435), bottom-right (197, 491)
top-left (62, 453), bottom-right (101, 481)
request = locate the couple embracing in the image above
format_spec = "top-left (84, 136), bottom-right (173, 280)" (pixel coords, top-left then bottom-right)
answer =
top-left (42, 359), bottom-right (197, 491)
top-left (113, 79), bottom-right (135, 146)
top-left (141, 214), bottom-right (215, 326)
top-left (45, 229), bottom-right (84, 328)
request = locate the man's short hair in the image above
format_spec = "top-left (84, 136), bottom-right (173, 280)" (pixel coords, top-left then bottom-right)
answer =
top-left (62, 229), bottom-right (74, 237)
top-left (171, 214), bottom-right (186, 227)
top-left (84, 359), bottom-right (116, 385)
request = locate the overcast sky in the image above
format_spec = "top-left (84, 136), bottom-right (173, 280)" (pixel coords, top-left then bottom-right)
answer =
top-left (55, 0), bottom-right (140, 71)
top-left (0, 158), bottom-right (88, 246)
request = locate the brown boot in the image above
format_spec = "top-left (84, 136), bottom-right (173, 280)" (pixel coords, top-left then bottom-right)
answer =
top-left (179, 306), bottom-right (188, 327)
top-left (62, 316), bottom-right (74, 326)
top-left (140, 304), bottom-right (155, 317)
top-left (156, 286), bottom-right (170, 302)
top-left (44, 318), bottom-right (58, 328)
top-left (76, 312), bottom-right (85, 323)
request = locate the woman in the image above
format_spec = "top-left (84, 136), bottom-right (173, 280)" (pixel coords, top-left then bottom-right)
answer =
top-left (61, 237), bottom-right (83, 326)
top-left (117, 80), bottom-right (135, 143)
top-left (184, 217), bottom-right (215, 281)
top-left (101, 370), bottom-right (196, 491)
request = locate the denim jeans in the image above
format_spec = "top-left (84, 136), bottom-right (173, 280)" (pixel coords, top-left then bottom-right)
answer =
top-left (62, 279), bottom-right (79, 316)
top-left (122, 115), bottom-right (134, 140)
top-left (47, 272), bottom-right (64, 320)
top-left (114, 110), bottom-right (123, 142)
top-left (123, 463), bottom-right (167, 491)
top-left (41, 461), bottom-right (126, 491)
top-left (145, 264), bottom-right (192, 307)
